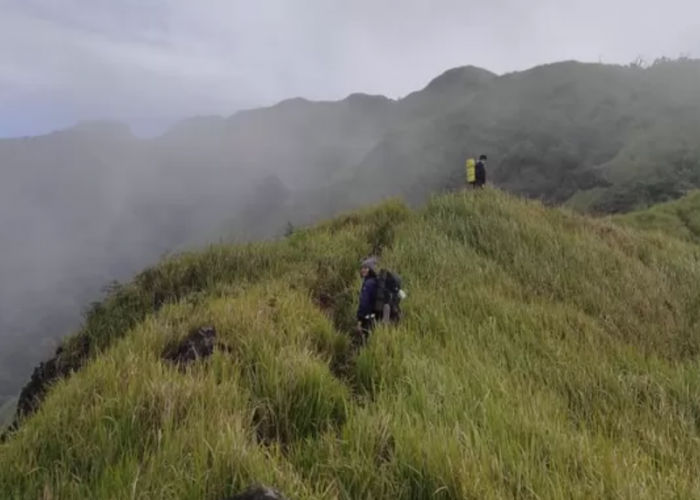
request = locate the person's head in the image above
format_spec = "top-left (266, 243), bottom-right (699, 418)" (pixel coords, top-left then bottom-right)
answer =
top-left (479, 154), bottom-right (487, 162)
top-left (360, 256), bottom-right (378, 278)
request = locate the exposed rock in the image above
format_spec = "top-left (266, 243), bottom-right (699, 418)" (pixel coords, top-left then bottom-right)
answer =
top-left (223, 484), bottom-right (289, 500)
top-left (1, 325), bottom-right (221, 442)
top-left (1, 334), bottom-right (91, 441)
top-left (162, 325), bottom-right (217, 366)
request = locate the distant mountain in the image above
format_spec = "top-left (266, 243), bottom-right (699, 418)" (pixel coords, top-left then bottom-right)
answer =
top-left (349, 59), bottom-right (700, 211)
top-left (220, 58), bottom-right (700, 243)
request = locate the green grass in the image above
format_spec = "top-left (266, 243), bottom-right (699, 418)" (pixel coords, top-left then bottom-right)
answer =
top-left (563, 187), bottom-right (607, 212)
top-left (613, 189), bottom-right (700, 243)
top-left (3, 187), bottom-right (700, 499)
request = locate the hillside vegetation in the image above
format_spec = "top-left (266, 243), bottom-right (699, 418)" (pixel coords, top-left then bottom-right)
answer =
top-left (222, 57), bottom-right (700, 243)
top-left (613, 189), bottom-right (700, 242)
top-left (0, 66), bottom-right (494, 407)
top-left (3, 57), bottom-right (700, 412)
top-left (0, 89), bottom-right (415, 410)
top-left (3, 189), bottom-right (700, 499)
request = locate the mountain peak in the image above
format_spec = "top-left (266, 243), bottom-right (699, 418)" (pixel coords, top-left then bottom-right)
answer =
top-left (274, 97), bottom-right (312, 109)
top-left (423, 65), bottom-right (497, 92)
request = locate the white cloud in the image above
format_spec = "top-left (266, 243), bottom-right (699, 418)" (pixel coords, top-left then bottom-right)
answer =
top-left (0, 0), bottom-right (698, 136)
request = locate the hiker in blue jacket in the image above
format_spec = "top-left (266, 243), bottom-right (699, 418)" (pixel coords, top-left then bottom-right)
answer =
top-left (356, 257), bottom-right (379, 342)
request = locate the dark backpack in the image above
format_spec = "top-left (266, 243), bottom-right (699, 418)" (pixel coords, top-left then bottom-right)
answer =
top-left (374, 269), bottom-right (403, 322)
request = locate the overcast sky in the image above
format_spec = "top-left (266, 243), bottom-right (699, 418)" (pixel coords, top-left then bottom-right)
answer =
top-left (1, 0), bottom-right (698, 138)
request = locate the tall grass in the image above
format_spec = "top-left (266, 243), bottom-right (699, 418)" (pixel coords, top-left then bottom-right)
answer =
top-left (2, 188), bottom-right (700, 499)
top-left (614, 189), bottom-right (700, 243)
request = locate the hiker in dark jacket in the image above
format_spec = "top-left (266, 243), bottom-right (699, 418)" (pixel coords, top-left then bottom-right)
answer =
top-left (474, 154), bottom-right (487, 188)
top-left (356, 257), bottom-right (379, 341)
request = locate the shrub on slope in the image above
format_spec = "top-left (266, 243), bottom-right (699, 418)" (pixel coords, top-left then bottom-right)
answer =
top-left (2, 189), bottom-right (700, 499)
top-left (613, 190), bottom-right (700, 243)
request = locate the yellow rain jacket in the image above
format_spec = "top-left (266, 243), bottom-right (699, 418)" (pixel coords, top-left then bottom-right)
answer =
top-left (466, 158), bottom-right (476, 183)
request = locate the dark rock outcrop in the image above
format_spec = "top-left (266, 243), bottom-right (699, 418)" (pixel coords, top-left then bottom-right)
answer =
top-left (1, 325), bottom-right (221, 442)
top-left (223, 484), bottom-right (288, 500)
top-left (162, 325), bottom-right (217, 367)
top-left (1, 334), bottom-right (91, 441)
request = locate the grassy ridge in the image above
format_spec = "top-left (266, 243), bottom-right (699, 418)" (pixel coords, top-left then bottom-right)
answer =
top-left (2, 188), bottom-right (700, 499)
